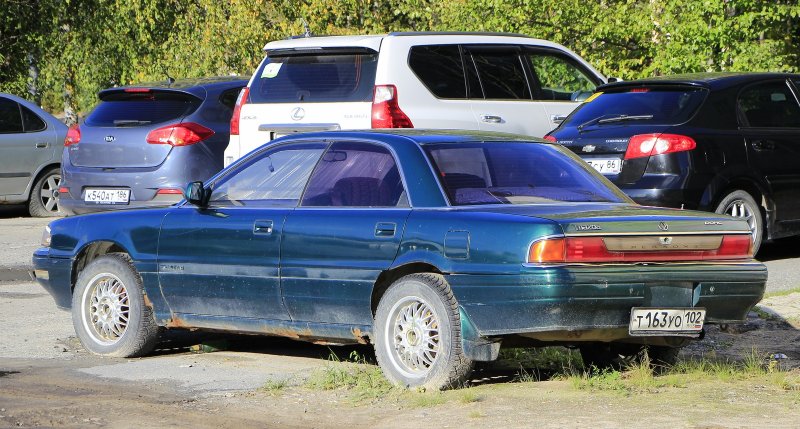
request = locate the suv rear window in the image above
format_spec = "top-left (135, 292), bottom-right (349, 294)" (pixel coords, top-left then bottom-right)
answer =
top-left (250, 52), bottom-right (378, 103)
top-left (85, 91), bottom-right (201, 127)
top-left (565, 87), bottom-right (707, 127)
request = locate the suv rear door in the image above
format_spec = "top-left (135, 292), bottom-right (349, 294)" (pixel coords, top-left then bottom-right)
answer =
top-left (70, 89), bottom-right (202, 168)
top-left (232, 48), bottom-right (378, 163)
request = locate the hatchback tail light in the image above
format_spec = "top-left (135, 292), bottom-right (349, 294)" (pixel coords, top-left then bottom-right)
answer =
top-left (64, 125), bottom-right (81, 146)
top-left (371, 85), bottom-right (413, 128)
top-left (542, 135), bottom-right (557, 143)
top-left (146, 122), bottom-right (214, 146)
top-left (624, 133), bottom-right (696, 159)
top-left (230, 87), bottom-right (250, 136)
top-left (528, 234), bottom-right (752, 264)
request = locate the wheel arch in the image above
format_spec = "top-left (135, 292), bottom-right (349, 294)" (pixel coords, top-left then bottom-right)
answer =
top-left (370, 261), bottom-right (444, 316)
top-left (707, 177), bottom-right (773, 239)
top-left (24, 162), bottom-right (60, 199)
top-left (71, 240), bottom-right (130, 293)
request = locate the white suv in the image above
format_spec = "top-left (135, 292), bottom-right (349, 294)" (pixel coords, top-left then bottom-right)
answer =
top-left (226, 32), bottom-right (605, 165)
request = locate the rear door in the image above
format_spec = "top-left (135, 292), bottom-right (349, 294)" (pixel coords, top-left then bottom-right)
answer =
top-left (464, 45), bottom-right (550, 137)
top-left (280, 141), bottom-right (410, 326)
top-left (232, 49), bottom-right (378, 162)
top-left (70, 89), bottom-right (202, 168)
top-left (738, 79), bottom-right (800, 223)
top-left (0, 96), bottom-right (56, 196)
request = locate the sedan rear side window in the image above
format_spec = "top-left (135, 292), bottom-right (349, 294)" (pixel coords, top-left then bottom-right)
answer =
top-left (251, 53), bottom-right (378, 103)
top-left (85, 92), bottom-right (201, 127)
top-left (425, 142), bottom-right (627, 205)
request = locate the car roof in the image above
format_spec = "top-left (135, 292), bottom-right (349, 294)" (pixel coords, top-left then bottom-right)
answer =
top-left (274, 129), bottom-right (547, 147)
top-left (599, 72), bottom-right (800, 91)
top-left (263, 32), bottom-right (565, 53)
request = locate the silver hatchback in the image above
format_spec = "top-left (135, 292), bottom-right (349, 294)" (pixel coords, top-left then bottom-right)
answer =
top-left (0, 93), bottom-right (67, 217)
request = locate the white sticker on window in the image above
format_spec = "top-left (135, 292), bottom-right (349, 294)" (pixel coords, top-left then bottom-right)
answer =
top-left (261, 62), bottom-right (283, 79)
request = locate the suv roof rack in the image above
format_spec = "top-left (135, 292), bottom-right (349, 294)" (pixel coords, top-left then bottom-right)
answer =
top-left (387, 31), bottom-right (533, 38)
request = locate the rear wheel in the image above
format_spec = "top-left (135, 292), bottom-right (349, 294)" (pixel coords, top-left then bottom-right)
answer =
top-left (28, 167), bottom-right (61, 217)
top-left (374, 273), bottom-right (474, 390)
top-left (714, 190), bottom-right (763, 254)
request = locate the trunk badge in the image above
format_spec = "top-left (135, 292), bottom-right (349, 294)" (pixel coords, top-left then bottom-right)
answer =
top-left (290, 107), bottom-right (305, 121)
top-left (658, 221), bottom-right (669, 231)
top-left (104, 135), bottom-right (115, 142)
top-left (582, 144), bottom-right (596, 153)
top-left (575, 224), bottom-right (602, 231)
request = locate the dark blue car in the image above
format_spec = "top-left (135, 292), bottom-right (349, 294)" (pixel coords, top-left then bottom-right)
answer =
top-left (33, 130), bottom-right (766, 390)
top-left (58, 77), bottom-right (247, 215)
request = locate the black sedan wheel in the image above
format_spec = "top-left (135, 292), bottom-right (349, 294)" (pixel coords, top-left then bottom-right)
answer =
top-left (714, 190), bottom-right (763, 254)
top-left (72, 253), bottom-right (159, 357)
top-left (374, 274), bottom-right (474, 390)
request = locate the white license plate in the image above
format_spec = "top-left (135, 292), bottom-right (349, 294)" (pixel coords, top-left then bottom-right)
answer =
top-left (629, 307), bottom-right (705, 336)
top-left (84, 188), bottom-right (130, 205)
top-left (586, 158), bottom-right (622, 174)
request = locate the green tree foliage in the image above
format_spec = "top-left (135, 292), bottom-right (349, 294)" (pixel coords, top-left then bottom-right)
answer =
top-left (1, 0), bottom-right (799, 119)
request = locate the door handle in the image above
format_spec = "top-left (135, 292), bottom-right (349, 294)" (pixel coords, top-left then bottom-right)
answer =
top-left (752, 140), bottom-right (776, 151)
top-left (253, 220), bottom-right (274, 235)
top-left (375, 222), bottom-right (396, 237)
top-left (480, 115), bottom-right (504, 124)
top-left (551, 114), bottom-right (568, 124)
top-left (35, 142), bottom-right (48, 148)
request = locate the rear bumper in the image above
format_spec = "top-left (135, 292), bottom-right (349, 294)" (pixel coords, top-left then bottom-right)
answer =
top-left (448, 261), bottom-right (767, 341)
top-left (32, 248), bottom-right (73, 309)
top-left (58, 195), bottom-right (180, 215)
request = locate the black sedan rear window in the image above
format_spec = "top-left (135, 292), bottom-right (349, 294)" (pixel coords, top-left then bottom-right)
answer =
top-left (85, 92), bottom-right (201, 127)
top-left (425, 142), bottom-right (628, 206)
top-left (565, 88), bottom-right (707, 127)
top-left (250, 52), bottom-right (378, 103)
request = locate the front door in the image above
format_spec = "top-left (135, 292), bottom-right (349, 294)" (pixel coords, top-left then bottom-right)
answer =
top-left (738, 80), bottom-right (800, 224)
top-left (281, 140), bottom-right (411, 326)
top-left (157, 141), bottom-right (327, 319)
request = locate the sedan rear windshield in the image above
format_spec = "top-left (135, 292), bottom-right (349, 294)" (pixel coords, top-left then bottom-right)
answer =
top-left (565, 87), bottom-right (708, 127)
top-left (425, 142), bottom-right (628, 206)
top-left (85, 91), bottom-right (201, 127)
top-left (250, 52), bottom-right (378, 103)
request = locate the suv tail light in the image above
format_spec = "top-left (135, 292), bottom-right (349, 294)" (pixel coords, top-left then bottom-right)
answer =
top-left (146, 122), bottom-right (214, 146)
top-left (371, 85), bottom-right (413, 128)
top-left (624, 133), bottom-right (696, 159)
top-left (230, 87), bottom-right (249, 136)
top-left (64, 125), bottom-right (81, 146)
top-left (528, 234), bottom-right (752, 264)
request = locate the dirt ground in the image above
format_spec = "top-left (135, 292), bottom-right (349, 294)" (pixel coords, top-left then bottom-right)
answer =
top-left (1, 280), bottom-right (799, 429)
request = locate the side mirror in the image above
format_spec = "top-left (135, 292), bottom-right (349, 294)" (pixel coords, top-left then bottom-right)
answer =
top-left (184, 181), bottom-right (210, 207)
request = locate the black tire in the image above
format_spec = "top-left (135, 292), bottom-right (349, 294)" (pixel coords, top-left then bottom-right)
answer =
top-left (28, 166), bottom-right (61, 217)
top-left (579, 343), bottom-right (681, 373)
top-left (374, 273), bottom-right (474, 390)
top-left (714, 190), bottom-right (763, 254)
top-left (72, 253), bottom-right (159, 357)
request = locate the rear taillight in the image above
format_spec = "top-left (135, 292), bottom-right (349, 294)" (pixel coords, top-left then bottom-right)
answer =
top-left (528, 234), bottom-right (752, 264)
top-left (146, 122), bottom-right (214, 146)
top-left (371, 85), bottom-right (413, 128)
top-left (64, 125), bottom-right (81, 146)
top-left (156, 188), bottom-right (183, 195)
top-left (230, 87), bottom-right (249, 136)
top-left (542, 135), bottom-right (557, 143)
top-left (624, 133), bottom-right (696, 159)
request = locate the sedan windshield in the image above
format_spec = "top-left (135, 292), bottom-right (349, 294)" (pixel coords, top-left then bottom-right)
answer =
top-left (425, 142), bottom-right (629, 206)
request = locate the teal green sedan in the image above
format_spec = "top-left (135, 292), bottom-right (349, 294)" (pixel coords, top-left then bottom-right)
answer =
top-left (32, 130), bottom-right (766, 390)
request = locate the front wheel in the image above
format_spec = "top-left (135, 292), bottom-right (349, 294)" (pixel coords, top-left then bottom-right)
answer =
top-left (374, 273), bottom-right (474, 390)
top-left (72, 253), bottom-right (159, 357)
top-left (714, 190), bottom-right (763, 254)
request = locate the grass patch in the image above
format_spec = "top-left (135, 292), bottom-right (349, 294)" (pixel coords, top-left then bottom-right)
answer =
top-left (262, 377), bottom-right (290, 395)
top-left (468, 410), bottom-right (485, 419)
top-left (408, 392), bottom-right (449, 408)
top-left (457, 389), bottom-right (482, 404)
top-left (304, 350), bottom-right (395, 403)
top-left (752, 306), bottom-right (781, 321)
top-left (763, 287), bottom-right (800, 299)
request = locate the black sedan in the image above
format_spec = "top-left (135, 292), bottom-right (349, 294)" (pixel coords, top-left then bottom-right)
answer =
top-left (546, 72), bottom-right (800, 253)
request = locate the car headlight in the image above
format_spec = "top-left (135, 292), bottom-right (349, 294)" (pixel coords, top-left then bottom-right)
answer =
top-left (41, 225), bottom-right (52, 247)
